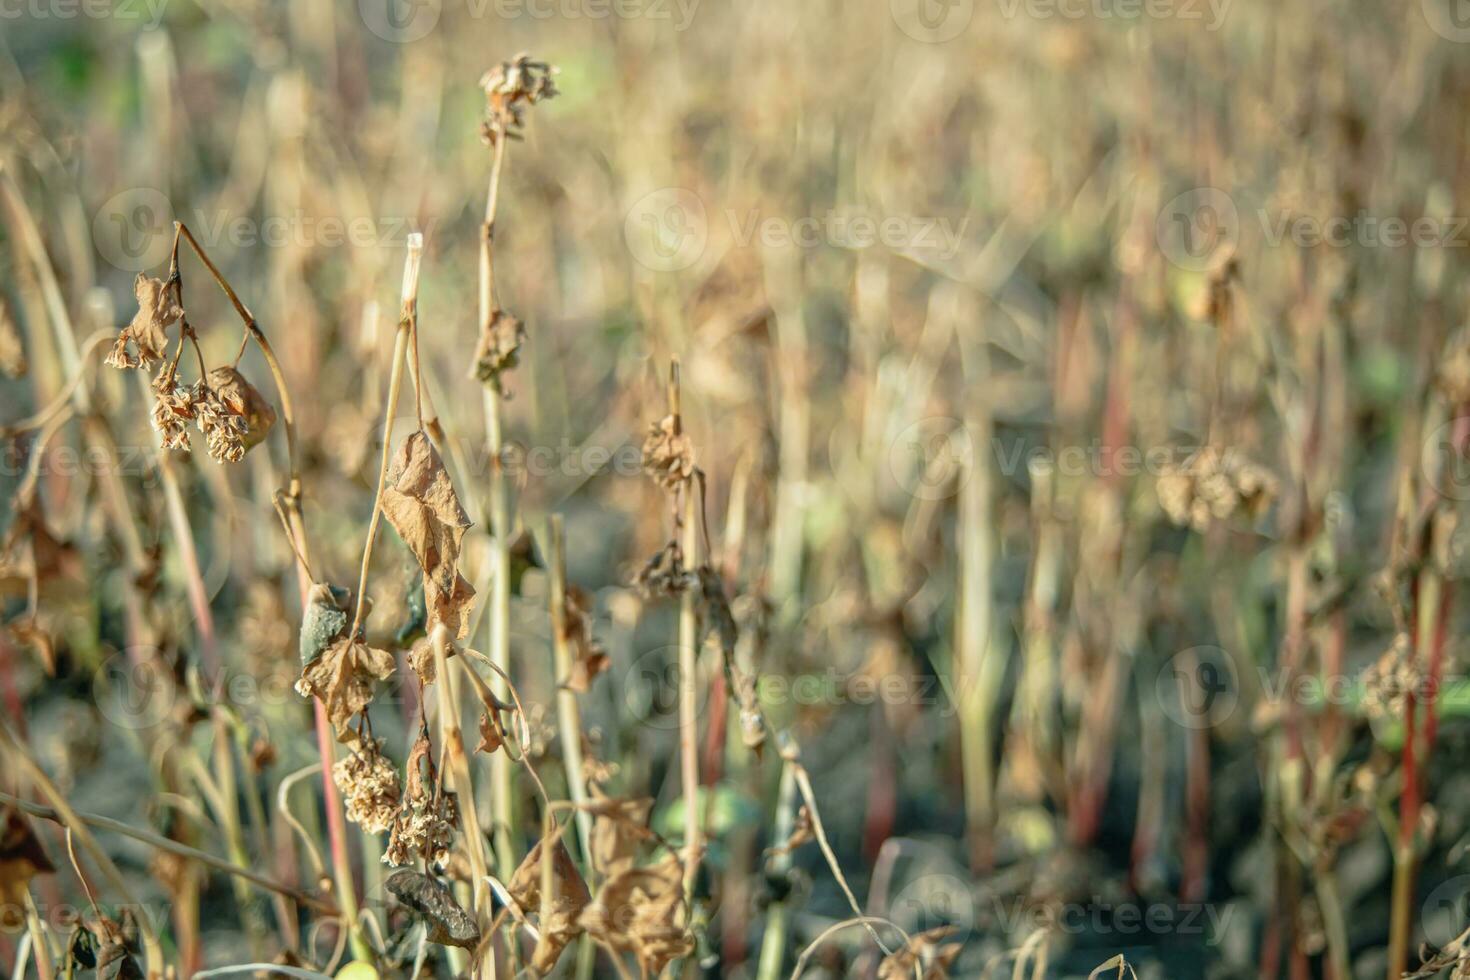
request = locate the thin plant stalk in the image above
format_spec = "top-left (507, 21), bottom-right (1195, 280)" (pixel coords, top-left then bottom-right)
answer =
top-left (479, 129), bottom-right (518, 882)
top-left (667, 361), bottom-right (703, 894)
top-left (547, 516), bottom-right (594, 865)
top-left (754, 759), bottom-right (798, 980)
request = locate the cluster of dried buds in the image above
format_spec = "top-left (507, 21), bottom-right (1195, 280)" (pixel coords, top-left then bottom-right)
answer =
top-left (471, 308), bottom-right (526, 393)
top-left (479, 53), bottom-right (558, 144)
top-left (107, 273), bottom-right (276, 463)
top-left (1156, 445), bottom-right (1279, 532)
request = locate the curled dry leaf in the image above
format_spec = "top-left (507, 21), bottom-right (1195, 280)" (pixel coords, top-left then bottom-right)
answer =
top-left (471, 308), bottom-right (525, 391)
top-left (385, 868), bottom-right (481, 950)
top-left (205, 366), bottom-right (276, 452)
top-left (382, 432), bottom-right (476, 639)
top-left (697, 565), bottom-right (737, 656)
top-left (475, 708), bottom-right (506, 756)
top-left (766, 805), bottom-right (813, 859)
top-left (635, 540), bottom-right (693, 598)
top-left (508, 835), bottom-right (592, 974)
top-left (106, 274), bottom-right (182, 370)
top-left (294, 637), bottom-right (395, 738)
top-left (641, 414), bottom-right (694, 490)
top-left (562, 586), bottom-right (609, 693)
top-left (876, 926), bottom-right (963, 980)
top-left (586, 790), bottom-right (655, 879)
top-left (580, 852), bottom-right (692, 978)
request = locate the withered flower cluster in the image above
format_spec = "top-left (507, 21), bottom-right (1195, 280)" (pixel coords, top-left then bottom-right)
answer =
top-left (109, 272), bottom-right (276, 463)
top-left (479, 53), bottom-right (558, 143)
top-left (384, 733), bottom-right (458, 868)
top-left (332, 736), bottom-right (402, 835)
top-left (1156, 446), bottom-right (1279, 532)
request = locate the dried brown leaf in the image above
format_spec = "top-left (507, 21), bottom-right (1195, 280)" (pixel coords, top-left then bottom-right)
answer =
top-left (385, 868), bottom-right (481, 949)
top-left (294, 638), bottom-right (395, 738)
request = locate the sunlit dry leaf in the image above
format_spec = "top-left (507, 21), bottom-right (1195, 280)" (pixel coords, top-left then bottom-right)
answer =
top-left (206, 366), bottom-right (277, 452)
top-left (294, 637), bottom-right (395, 738)
top-left (586, 790), bottom-right (655, 879)
top-left (509, 835), bottom-right (591, 974)
top-left (106, 274), bottom-right (181, 370)
top-left (425, 572), bottom-right (475, 641)
top-left (580, 853), bottom-right (691, 978)
top-left (383, 432), bottom-right (473, 591)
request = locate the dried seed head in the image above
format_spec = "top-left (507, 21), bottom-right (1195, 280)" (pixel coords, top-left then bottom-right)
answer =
top-left (333, 736), bottom-right (402, 835)
top-left (1360, 633), bottom-right (1420, 723)
top-left (107, 274), bottom-right (182, 370)
top-left (206, 366), bottom-right (277, 452)
top-left (471, 309), bottom-right (526, 391)
top-left (190, 381), bottom-right (250, 463)
top-left (1157, 446), bottom-right (1278, 532)
top-left (149, 368), bottom-right (196, 453)
top-left (480, 54), bottom-right (559, 142)
top-left (384, 733), bottom-right (458, 868)
top-left (642, 414), bottom-right (695, 490)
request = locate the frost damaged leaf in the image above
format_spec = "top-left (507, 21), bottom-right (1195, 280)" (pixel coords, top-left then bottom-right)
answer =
top-left (295, 638), bottom-right (395, 737)
top-left (299, 582), bottom-right (352, 667)
top-left (385, 868), bottom-right (481, 949)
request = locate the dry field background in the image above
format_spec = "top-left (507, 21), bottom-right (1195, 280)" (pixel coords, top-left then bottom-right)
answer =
top-left (4, 0), bottom-right (1470, 977)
